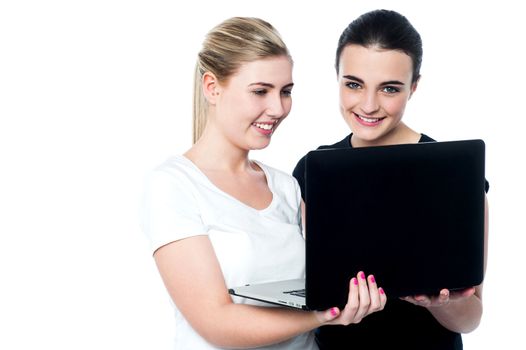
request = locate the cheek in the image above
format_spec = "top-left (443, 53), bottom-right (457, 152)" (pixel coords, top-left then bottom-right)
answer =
top-left (283, 98), bottom-right (292, 115)
top-left (383, 97), bottom-right (408, 117)
top-left (226, 99), bottom-right (256, 122)
top-left (339, 88), bottom-right (356, 109)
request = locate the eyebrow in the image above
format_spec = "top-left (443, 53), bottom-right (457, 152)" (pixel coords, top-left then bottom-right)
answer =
top-left (342, 75), bottom-right (405, 86)
top-left (248, 82), bottom-right (294, 89)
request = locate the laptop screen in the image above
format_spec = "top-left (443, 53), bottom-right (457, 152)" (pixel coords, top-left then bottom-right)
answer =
top-left (304, 140), bottom-right (486, 310)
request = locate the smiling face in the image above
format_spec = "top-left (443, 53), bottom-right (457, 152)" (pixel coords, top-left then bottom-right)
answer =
top-left (338, 44), bottom-right (418, 147)
top-left (210, 55), bottom-right (293, 151)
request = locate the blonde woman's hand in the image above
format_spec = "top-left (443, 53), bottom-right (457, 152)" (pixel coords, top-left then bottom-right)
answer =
top-left (315, 271), bottom-right (387, 326)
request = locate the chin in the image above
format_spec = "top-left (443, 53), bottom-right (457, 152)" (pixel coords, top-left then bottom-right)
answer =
top-left (352, 130), bottom-right (387, 145)
top-left (251, 139), bottom-right (272, 150)
top-left (251, 143), bottom-right (271, 151)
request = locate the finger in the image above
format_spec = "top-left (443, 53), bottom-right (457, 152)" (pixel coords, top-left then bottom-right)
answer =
top-left (464, 287), bottom-right (476, 296)
top-left (378, 287), bottom-right (387, 309)
top-left (344, 277), bottom-right (359, 317)
top-left (400, 296), bottom-right (412, 302)
top-left (367, 274), bottom-right (382, 312)
top-left (314, 307), bottom-right (340, 324)
top-left (437, 289), bottom-right (450, 305)
top-left (335, 277), bottom-right (360, 326)
top-left (414, 295), bottom-right (430, 306)
top-left (450, 287), bottom-right (476, 301)
top-left (400, 295), bottom-right (420, 306)
top-left (355, 271), bottom-right (371, 320)
top-left (462, 287), bottom-right (476, 298)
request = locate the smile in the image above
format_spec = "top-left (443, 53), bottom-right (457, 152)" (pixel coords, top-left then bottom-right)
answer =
top-left (253, 122), bottom-right (274, 130)
top-left (354, 113), bottom-right (386, 124)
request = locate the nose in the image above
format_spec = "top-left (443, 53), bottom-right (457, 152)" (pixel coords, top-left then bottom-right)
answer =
top-left (359, 90), bottom-right (380, 115)
top-left (266, 94), bottom-right (288, 119)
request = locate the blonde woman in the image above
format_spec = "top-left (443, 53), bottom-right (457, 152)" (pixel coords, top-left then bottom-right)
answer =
top-left (141, 17), bottom-right (386, 350)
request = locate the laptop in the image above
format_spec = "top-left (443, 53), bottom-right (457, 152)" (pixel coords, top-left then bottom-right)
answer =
top-left (229, 139), bottom-right (486, 311)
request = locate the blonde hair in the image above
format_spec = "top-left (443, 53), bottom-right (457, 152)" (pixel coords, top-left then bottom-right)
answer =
top-left (192, 17), bottom-right (290, 144)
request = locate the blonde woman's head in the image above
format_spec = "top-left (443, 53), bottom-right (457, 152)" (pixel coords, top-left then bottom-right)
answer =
top-left (192, 17), bottom-right (290, 143)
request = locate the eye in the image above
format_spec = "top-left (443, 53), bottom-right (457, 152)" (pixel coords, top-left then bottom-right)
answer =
top-left (252, 89), bottom-right (267, 96)
top-left (345, 82), bottom-right (361, 90)
top-left (382, 86), bottom-right (400, 94)
top-left (281, 89), bottom-right (292, 97)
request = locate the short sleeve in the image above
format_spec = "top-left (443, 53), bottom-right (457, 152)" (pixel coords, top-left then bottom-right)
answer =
top-left (292, 176), bottom-right (303, 232)
top-left (141, 169), bottom-right (207, 254)
top-left (292, 156), bottom-right (307, 201)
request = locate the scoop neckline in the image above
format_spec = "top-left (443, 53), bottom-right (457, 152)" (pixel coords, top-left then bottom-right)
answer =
top-left (178, 155), bottom-right (276, 213)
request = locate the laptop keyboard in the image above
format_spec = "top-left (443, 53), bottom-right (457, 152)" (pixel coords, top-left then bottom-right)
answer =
top-left (283, 289), bottom-right (306, 297)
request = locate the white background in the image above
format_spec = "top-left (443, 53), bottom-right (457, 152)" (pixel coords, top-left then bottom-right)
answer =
top-left (1, 0), bottom-right (524, 349)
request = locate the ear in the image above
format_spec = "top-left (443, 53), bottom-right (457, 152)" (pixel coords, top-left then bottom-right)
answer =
top-left (202, 72), bottom-right (219, 105)
top-left (408, 75), bottom-right (420, 100)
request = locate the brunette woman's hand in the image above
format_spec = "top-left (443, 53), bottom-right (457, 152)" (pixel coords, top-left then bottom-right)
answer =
top-left (400, 287), bottom-right (476, 308)
top-left (315, 271), bottom-right (387, 326)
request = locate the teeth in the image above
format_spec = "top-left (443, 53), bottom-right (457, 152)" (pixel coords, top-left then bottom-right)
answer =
top-left (254, 123), bottom-right (274, 130)
top-left (358, 115), bottom-right (380, 123)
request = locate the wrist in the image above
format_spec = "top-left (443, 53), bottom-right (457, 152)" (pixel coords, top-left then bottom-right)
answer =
top-left (312, 310), bottom-right (326, 325)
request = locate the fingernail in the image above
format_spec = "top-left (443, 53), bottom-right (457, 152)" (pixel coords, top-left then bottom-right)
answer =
top-left (379, 287), bottom-right (385, 295)
top-left (369, 275), bottom-right (376, 283)
top-left (330, 307), bottom-right (338, 316)
top-left (360, 272), bottom-right (365, 280)
top-left (353, 277), bottom-right (358, 285)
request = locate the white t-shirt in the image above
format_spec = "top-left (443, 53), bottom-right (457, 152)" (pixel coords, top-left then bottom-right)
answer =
top-left (141, 155), bottom-right (317, 350)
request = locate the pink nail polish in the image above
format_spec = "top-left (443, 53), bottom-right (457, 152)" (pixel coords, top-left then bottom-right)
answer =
top-left (370, 275), bottom-right (376, 283)
top-left (379, 287), bottom-right (385, 295)
top-left (353, 277), bottom-right (358, 285)
top-left (360, 272), bottom-right (366, 280)
top-left (330, 307), bottom-right (338, 316)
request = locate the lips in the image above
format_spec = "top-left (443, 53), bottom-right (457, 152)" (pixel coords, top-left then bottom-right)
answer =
top-left (354, 112), bottom-right (386, 125)
top-left (252, 121), bottom-right (277, 135)
top-left (252, 122), bottom-right (275, 131)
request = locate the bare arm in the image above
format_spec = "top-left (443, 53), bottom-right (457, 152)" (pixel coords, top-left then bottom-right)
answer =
top-left (402, 195), bottom-right (489, 333)
top-left (154, 235), bottom-right (386, 348)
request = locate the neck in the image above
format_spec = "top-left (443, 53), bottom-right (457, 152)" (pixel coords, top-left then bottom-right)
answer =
top-left (185, 126), bottom-right (252, 173)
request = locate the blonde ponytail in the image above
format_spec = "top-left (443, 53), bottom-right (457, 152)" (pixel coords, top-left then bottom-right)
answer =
top-left (192, 63), bottom-right (207, 144)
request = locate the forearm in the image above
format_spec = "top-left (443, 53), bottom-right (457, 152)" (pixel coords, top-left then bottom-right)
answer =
top-left (155, 237), bottom-right (387, 348)
top-left (427, 293), bottom-right (482, 333)
top-left (431, 196), bottom-right (489, 333)
top-left (201, 272), bottom-right (386, 348)
top-left (155, 236), bottom-right (325, 348)
top-left (198, 303), bottom-right (320, 348)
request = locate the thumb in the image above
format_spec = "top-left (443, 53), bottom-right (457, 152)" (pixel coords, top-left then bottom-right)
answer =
top-left (315, 307), bottom-right (340, 324)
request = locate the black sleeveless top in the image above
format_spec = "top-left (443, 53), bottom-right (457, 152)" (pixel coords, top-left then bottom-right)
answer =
top-left (292, 133), bottom-right (488, 350)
